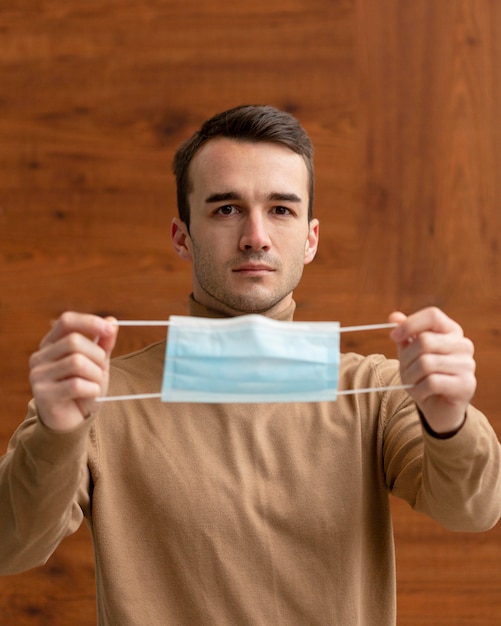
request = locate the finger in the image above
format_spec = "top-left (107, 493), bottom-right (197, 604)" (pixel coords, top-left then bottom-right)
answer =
top-left (31, 351), bottom-right (106, 387)
top-left (388, 311), bottom-right (407, 327)
top-left (388, 311), bottom-right (411, 346)
top-left (397, 332), bottom-right (474, 371)
top-left (99, 316), bottom-right (119, 355)
top-left (390, 307), bottom-right (463, 344)
top-left (401, 350), bottom-right (476, 388)
top-left (30, 332), bottom-right (109, 371)
top-left (41, 312), bottom-right (116, 348)
top-left (409, 371), bottom-right (477, 406)
top-left (34, 375), bottom-right (104, 405)
top-left (29, 359), bottom-right (106, 419)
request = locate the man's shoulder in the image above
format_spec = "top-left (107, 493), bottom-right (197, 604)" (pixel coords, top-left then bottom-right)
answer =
top-left (110, 340), bottom-right (166, 381)
top-left (339, 352), bottom-right (401, 387)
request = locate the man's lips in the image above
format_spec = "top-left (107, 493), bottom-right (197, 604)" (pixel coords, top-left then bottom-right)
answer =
top-left (232, 264), bottom-right (275, 274)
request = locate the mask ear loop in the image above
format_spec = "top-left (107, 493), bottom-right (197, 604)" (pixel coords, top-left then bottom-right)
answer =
top-left (95, 320), bottom-right (412, 402)
top-left (112, 321), bottom-right (399, 331)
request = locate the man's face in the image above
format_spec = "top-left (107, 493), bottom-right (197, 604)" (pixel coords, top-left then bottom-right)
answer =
top-left (172, 138), bottom-right (319, 316)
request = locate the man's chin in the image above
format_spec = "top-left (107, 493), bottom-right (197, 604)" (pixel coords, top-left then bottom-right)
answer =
top-left (195, 279), bottom-right (291, 316)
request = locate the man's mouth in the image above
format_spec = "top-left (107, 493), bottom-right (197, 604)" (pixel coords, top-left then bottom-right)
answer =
top-left (232, 264), bottom-right (275, 275)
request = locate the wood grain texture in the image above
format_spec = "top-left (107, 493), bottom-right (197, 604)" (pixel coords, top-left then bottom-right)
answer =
top-left (1, 0), bottom-right (501, 623)
top-left (356, 2), bottom-right (501, 624)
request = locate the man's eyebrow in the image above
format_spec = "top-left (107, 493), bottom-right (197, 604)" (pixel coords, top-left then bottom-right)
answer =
top-left (268, 192), bottom-right (302, 203)
top-left (205, 192), bottom-right (241, 204)
top-left (204, 191), bottom-right (302, 203)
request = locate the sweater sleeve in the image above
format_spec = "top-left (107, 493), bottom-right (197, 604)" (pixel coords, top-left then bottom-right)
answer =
top-left (416, 408), bottom-right (501, 531)
top-left (379, 358), bottom-right (501, 532)
top-left (0, 400), bottom-right (92, 575)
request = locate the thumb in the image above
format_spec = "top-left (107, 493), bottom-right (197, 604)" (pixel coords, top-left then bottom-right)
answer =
top-left (97, 317), bottom-right (119, 356)
top-left (388, 311), bottom-right (407, 344)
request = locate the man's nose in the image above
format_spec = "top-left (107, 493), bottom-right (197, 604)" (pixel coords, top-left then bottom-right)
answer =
top-left (239, 213), bottom-right (271, 251)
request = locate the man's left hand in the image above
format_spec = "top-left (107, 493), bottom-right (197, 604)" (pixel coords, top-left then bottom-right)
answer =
top-left (389, 307), bottom-right (476, 435)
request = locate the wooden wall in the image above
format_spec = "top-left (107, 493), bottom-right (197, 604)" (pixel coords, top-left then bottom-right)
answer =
top-left (1, 0), bottom-right (501, 623)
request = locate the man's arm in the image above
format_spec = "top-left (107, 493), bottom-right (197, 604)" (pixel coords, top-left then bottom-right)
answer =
top-left (0, 312), bottom-right (118, 574)
top-left (387, 307), bottom-right (501, 531)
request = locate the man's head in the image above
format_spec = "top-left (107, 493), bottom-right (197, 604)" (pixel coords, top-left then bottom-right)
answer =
top-left (171, 105), bottom-right (319, 317)
top-left (173, 105), bottom-right (314, 230)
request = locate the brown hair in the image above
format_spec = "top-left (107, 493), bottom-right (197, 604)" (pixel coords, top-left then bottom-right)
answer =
top-left (172, 105), bottom-right (314, 229)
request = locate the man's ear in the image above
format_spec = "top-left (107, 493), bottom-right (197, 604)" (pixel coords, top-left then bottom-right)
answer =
top-left (171, 218), bottom-right (193, 261)
top-left (304, 218), bottom-right (319, 265)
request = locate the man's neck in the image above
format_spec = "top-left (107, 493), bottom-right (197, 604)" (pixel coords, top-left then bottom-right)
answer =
top-left (188, 294), bottom-right (296, 321)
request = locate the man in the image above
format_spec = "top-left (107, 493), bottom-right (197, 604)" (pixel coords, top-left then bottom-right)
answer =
top-left (1, 105), bottom-right (500, 625)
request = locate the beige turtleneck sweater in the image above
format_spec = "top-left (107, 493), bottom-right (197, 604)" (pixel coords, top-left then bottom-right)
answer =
top-left (1, 299), bottom-right (500, 625)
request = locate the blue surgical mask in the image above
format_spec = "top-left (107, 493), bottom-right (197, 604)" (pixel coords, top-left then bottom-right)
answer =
top-left (161, 315), bottom-right (340, 403)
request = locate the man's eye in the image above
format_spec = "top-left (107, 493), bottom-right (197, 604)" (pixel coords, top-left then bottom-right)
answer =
top-left (216, 205), bottom-right (238, 215)
top-left (272, 206), bottom-right (292, 215)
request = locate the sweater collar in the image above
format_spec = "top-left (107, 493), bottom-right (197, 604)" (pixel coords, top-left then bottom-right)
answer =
top-left (188, 294), bottom-right (296, 322)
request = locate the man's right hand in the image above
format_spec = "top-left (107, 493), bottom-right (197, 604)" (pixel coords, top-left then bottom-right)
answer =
top-left (29, 312), bottom-right (119, 432)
